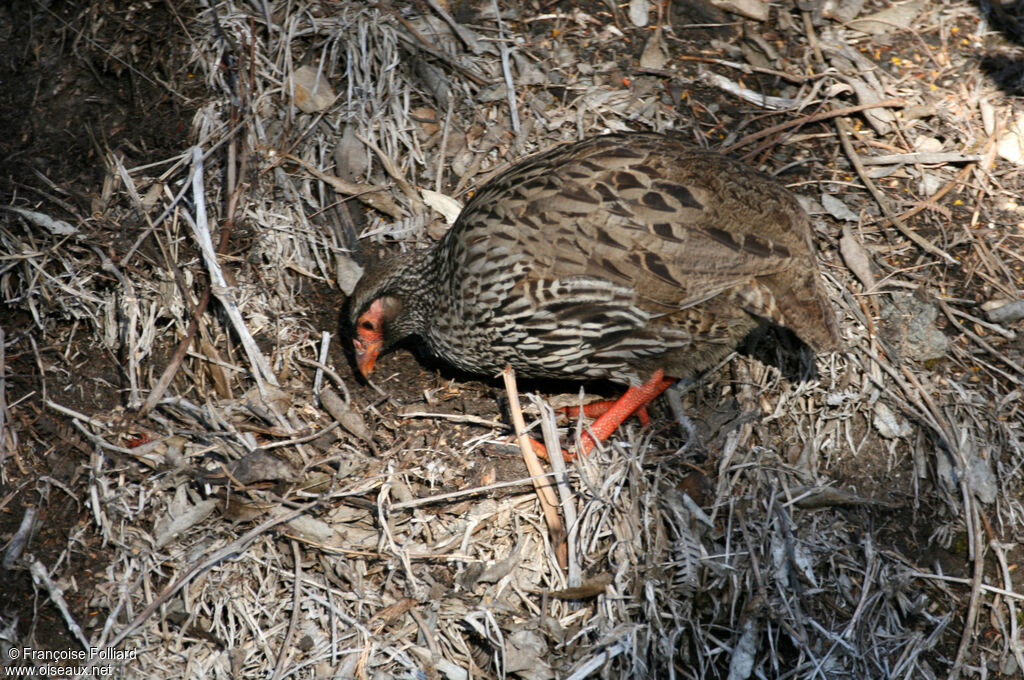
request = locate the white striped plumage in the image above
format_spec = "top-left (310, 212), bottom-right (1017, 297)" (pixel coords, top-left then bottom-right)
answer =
top-left (348, 132), bottom-right (839, 386)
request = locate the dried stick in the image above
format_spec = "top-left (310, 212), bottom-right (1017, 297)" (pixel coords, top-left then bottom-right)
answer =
top-left (723, 99), bottom-right (904, 154)
top-left (492, 0), bottom-right (520, 132)
top-left (424, 0), bottom-right (479, 52)
top-left (948, 502), bottom-right (985, 680)
top-left (835, 117), bottom-right (957, 264)
top-left (280, 149), bottom-right (405, 220)
top-left (990, 540), bottom-right (1024, 672)
top-left (530, 394), bottom-right (580, 587)
top-left (391, 476), bottom-right (555, 511)
top-left (29, 559), bottom-right (90, 650)
top-left (140, 177), bottom-right (245, 414)
top-left (937, 301), bottom-right (1024, 383)
top-left (0, 327), bottom-right (10, 465)
top-left (270, 540), bottom-right (303, 680)
top-left (354, 133), bottom-right (424, 213)
top-left (501, 367), bottom-right (567, 571)
top-left (879, 161), bottom-right (976, 230)
top-left (184, 147), bottom-right (279, 390)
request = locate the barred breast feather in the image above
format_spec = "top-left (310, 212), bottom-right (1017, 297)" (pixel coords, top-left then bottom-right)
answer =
top-left (348, 132), bottom-right (840, 387)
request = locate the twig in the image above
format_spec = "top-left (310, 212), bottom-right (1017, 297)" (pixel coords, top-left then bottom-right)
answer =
top-left (948, 502), bottom-right (985, 680)
top-left (990, 540), bottom-right (1024, 672)
top-left (501, 366), bottom-right (567, 571)
top-left (941, 301), bottom-right (1018, 340)
top-left (424, 0), bottom-right (479, 53)
top-left (184, 147), bottom-right (279, 389)
top-left (3, 506), bottom-right (36, 569)
top-left (529, 394), bottom-right (580, 587)
top-left (662, 54), bottom-right (826, 83)
top-left (723, 99), bottom-right (904, 154)
top-left (397, 411), bottom-right (505, 428)
top-left (354, 133), bottom-right (424, 213)
top-left (937, 301), bottom-right (1023, 384)
top-left (564, 640), bottom-right (629, 680)
top-left (314, 333), bottom-right (332, 405)
top-left (141, 170), bottom-right (247, 415)
top-left (45, 399), bottom-right (106, 428)
top-left (877, 162), bottom-right (976, 230)
top-left (857, 152), bottom-right (983, 165)
top-left (271, 540), bottom-right (303, 680)
top-left (260, 422), bottom-right (340, 451)
top-left (390, 475), bottom-right (557, 510)
top-left (140, 281), bottom-right (213, 415)
top-left (493, 0), bottom-right (520, 132)
top-left (277, 149), bottom-right (405, 220)
top-left (295, 355), bottom-right (351, 405)
top-left (436, 91), bottom-right (454, 194)
top-left (91, 241), bottom-right (142, 408)
top-left (906, 571), bottom-right (1024, 602)
top-left (29, 559), bottom-right (90, 650)
top-left (835, 117), bottom-right (957, 265)
top-left (698, 66), bottom-right (799, 110)
top-left (120, 123), bottom-right (245, 268)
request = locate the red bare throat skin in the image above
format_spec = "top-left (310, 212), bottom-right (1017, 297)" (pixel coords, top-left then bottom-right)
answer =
top-left (354, 298), bottom-right (385, 378)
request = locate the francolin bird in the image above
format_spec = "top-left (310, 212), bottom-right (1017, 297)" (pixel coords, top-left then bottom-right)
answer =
top-left (348, 132), bottom-right (840, 456)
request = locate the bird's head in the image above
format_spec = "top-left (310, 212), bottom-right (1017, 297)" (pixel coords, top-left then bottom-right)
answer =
top-left (347, 250), bottom-right (433, 378)
top-left (350, 295), bottom-right (401, 378)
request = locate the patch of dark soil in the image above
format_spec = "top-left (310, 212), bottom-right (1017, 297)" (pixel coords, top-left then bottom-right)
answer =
top-left (0, 0), bottom-right (199, 654)
top-left (0, 0), bottom-right (197, 210)
top-left (0, 407), bottom-right (112, 656)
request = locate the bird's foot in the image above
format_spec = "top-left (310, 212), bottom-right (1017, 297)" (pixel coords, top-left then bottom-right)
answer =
top-left (558, 401), bottom-right (652, 426)
top-left (523, 371), bottom-right (676, 461)
top-left (576, 370), bottom-right (675, 457)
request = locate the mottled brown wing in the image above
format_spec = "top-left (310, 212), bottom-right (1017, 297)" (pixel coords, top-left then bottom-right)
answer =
top-left (450, 133), bottom-right (839, 363)
top-left (488, 135), bottom-right (807, 312)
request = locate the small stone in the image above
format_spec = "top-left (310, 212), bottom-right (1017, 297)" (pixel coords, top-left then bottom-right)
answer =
top-left (879, 293), bottom-right (949, 363)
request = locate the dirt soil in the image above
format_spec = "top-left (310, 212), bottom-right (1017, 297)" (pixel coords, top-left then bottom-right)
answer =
top-left (2, 0), bottom-right (1023, 678)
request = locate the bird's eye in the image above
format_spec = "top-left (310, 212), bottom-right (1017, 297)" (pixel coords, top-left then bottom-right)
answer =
top-left (361, 321), bottom-right (375, 331)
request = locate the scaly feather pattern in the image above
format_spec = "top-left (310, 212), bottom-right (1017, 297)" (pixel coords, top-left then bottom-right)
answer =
top-left (348, 132), bottom-right (840, 387)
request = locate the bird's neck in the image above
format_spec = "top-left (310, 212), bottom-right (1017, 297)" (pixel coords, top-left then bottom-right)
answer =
top-left (389, 245), bottom-right (448, 332)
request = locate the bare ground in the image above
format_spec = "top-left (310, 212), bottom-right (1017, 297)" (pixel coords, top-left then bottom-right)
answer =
top-left (1, 1), bottom-right (1023, 678)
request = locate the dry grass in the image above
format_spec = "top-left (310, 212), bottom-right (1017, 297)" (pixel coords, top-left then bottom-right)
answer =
top-left (2, 1), bottom-right (1023, 678)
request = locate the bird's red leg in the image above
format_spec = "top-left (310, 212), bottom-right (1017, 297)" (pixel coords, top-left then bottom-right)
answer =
top-left (527, 371), bottom-right (674, 461)
top-left (577, 370), bottom-right (675, 456)
top-left (560, 401), bottom-right (652, 425)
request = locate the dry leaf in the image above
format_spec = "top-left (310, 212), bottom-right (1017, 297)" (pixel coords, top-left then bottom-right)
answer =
top-left (200, 338), bottom-right (231, 399)
top-left (421, 188), bottom-right (463, 225)
top-left (336, 253), bottom-right (364, 297)
top-left (411, 106), bottom-right (440, 136)
top-left (290, 65), bottom-right (336, 113)
top-left (628, 0), bottom-right (649, 27)
top-left (321, 386), bottom-right (372, 442)
top-left (334, 125), bottom-right (367, 182)
top-left (640, 28), bottom-right (668, 70)
top-left (711, 0), bottom-right (769, 22)
top-left (542, 572), bottom-right (613, 599)
top-left (848, 0), bottom-right (925, 35)
top-left (839, 225), bottom-right (878, 291)
top-left (997, 116), bottom-right (1024, 165)
top-left (5, 207), bottom-right (77, 236)
top-left (873, 401), bottom-right (911, 439)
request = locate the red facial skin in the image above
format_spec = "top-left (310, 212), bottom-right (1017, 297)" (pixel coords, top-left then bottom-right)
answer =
top-left (353, 298), bottom-right (385, 378)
